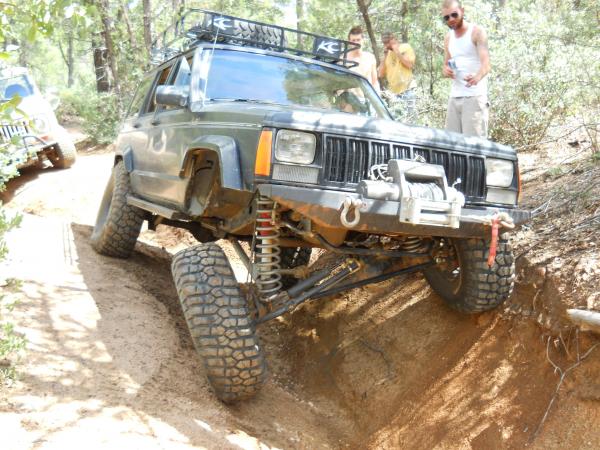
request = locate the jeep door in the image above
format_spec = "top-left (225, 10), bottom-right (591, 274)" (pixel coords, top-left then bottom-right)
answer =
top-left (130, 56), bottom-right (195, 208)
top-left (122, 66), bottom-right (171, 200)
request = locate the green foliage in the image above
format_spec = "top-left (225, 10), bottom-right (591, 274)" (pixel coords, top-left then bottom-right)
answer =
top-left (58, 87), bottom-right (121, 144)
top-left (545, 166), bottom-right (564, 178)
top-left (0, 280), bottom-right (26, 383)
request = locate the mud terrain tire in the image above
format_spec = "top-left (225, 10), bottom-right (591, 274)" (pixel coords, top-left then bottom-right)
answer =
top-left (91, 160), bottom-right (145, 258)
top-left (235, 21), bottom-right (283, 47)
top-left (171, 243), bottom-right (267, 403)
top-left (424, 234), bottom-right (515, 313)
top-left (49, 135), bottom-right (77, 169)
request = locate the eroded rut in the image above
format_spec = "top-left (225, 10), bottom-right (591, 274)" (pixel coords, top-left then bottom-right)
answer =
top-left (1, 146), bottom-right (599, 449)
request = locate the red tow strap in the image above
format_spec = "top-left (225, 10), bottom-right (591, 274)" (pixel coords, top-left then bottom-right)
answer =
top-left (487, 215), bottom-right (500, 268)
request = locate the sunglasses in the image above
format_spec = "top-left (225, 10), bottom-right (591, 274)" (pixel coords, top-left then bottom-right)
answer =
top-left (443, 12), bottom-right (459, 21)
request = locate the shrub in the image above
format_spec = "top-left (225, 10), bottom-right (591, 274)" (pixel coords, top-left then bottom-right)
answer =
top-left (57, 87), bottom-right (121, 145)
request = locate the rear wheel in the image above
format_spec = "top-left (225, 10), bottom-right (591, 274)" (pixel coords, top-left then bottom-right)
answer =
top-left (171, 243), bottom-right (267, 403)
top-left (424, 234), bottom-right (515, 313)
top-left (91, 160), bottom-right (145, 258)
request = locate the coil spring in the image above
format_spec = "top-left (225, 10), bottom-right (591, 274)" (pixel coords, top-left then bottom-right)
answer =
top-left (254, 196), bottom-right (282, 301)
top-left (400, 236), bottom-right (424, 252)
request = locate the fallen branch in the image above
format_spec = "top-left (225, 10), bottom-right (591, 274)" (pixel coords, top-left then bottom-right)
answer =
top-left (567, 309), bottom-right (600, 334)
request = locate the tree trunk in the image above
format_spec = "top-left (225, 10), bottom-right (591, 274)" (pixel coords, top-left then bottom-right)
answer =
top-left (98, 0), bottom-right (121, 106)
top-left (93, 37), bottom-right (110, 93)
top-left (400, 1), bottom-right (409, 42)
top-left (296, 0), bottom-right (305, 47)
top-left (18, 39), bottom-right (31, 68)
top-left (57, 28), bottom-right (75, 88)
top-left (356, 0), bottom-right (380, 67)
top-left (67, 30), bottom-right (74, 87)
top-left (493, 0), bottom-right (506, 26)
top-left (120, 1), bottom-right (137, 51)
top-left (143, 0), bottom-right (153, 57)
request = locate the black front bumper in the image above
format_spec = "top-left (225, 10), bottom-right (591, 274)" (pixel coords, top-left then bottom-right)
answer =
top-left (258, 184), bottom-right (531, 239)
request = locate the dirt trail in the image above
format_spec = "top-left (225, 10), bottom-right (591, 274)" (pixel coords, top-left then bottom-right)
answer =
top-left (1, 141), bottom-right (599, 449)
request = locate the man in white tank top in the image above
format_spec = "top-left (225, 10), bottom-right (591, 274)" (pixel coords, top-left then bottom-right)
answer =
top-left (441, 0), bottom-right (490, 137)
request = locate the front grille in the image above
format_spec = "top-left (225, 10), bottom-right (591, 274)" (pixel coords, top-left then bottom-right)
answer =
top-left (0, 121), bottom-right (29, 144)
top-left (323, 135), bottom-right (486, 200)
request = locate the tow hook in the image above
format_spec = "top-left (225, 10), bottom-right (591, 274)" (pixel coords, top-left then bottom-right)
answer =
top-left (340, 197), bottom-right (363, 228)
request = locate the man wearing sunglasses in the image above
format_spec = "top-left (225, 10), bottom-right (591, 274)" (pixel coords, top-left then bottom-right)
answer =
top-left (441, 0), bottom-right (491, 137)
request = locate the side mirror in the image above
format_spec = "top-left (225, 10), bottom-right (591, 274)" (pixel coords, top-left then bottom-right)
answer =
top-left (155, 85), bottom-right (189, 108)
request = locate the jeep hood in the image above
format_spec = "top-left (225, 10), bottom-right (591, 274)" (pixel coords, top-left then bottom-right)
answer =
top-left (4, 96), bottom-right (56, 123)
top-left (263, 109), bottom-right (516, 160)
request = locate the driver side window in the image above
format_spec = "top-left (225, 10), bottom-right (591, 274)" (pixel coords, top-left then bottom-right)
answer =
top-left (145, 66), bottom-right (173, 114)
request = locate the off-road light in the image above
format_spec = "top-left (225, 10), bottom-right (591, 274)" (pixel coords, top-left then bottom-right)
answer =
top-left (274, 130), bottom-right (316, 165)
top-left (485, 158), bottom-right (514, 187)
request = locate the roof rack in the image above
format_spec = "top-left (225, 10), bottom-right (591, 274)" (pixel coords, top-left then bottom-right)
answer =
top-left (150, 9), bottom-right (359, 68)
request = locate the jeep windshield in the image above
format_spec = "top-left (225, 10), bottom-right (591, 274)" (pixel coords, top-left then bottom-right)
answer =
top-left (201, 49), bottom-right (389, 119)
top-left (0, 75), bottom-right (35, 101)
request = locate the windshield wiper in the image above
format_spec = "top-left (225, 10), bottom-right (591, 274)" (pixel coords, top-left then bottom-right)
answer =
top-left (209, 98), bottom-right (280, 105)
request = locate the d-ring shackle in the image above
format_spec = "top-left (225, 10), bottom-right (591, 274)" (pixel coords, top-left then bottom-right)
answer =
top-left (340, 197), bottom-right (363, 228)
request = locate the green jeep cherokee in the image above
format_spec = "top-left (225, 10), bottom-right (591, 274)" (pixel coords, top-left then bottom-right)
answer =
top-left (91, 10), bottom-right (530, 403)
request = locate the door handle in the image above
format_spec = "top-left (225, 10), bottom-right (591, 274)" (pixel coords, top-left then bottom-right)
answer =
top-left (151, 119), bottom-right (161, 126)
top-left (132, 122), bottom-right (141, 129)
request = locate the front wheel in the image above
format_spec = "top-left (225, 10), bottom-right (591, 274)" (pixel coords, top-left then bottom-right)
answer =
top-left (424, 234), bottom-right (515, 313)
top-left (91, 160), bottom-right (145, 258)
top-left (171, 243), bottom-right (267, 403)
top-left (49, 134), bottom-right (77, 169)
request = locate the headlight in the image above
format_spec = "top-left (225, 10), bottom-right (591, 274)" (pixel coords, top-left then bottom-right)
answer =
top-left (485, 158), bottom-right (514, 187)
top-left (32, 115), bottom-right (50, 134)
top-left (274, 130), bottom-right (316, 164)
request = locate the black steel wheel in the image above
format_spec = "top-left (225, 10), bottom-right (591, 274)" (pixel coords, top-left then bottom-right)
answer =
top-left (424, 234), bottom-right (515, 313)
top-left (171, 243), bottom-right (267, 403)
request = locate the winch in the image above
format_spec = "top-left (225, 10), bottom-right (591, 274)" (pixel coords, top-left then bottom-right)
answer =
top-left (352, 159), bottom-right (465, 228)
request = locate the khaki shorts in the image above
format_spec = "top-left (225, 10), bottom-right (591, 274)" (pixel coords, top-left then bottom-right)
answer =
top-left (446, 95), bottom-right (489, 138)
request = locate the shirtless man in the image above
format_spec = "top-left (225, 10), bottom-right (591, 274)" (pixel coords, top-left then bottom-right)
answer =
top-left (346, 26), bottom-right (380, 91)
top-left (442, 0), bottom-right (491, 137)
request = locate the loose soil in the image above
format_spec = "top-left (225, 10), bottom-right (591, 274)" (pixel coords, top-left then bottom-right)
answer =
top-left (1, 132), bottom-right (598, 449)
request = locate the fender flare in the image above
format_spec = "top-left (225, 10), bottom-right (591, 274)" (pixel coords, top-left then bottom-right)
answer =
top-left (116, 146), bottom-right (134, 172)
top-left (180, 135), bottom-right (242, 190)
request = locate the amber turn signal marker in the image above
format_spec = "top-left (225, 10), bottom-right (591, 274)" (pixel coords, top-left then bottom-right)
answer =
top-left (254, 130), bottom-right (273, 176)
